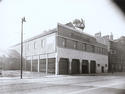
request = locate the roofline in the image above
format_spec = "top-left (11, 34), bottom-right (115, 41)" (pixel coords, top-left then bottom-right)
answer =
top-left (58, 23), bottom-right (95, 39)
top-left (58, 23), bottom-right (107, 48)
top-left (13, 28), bottom-right (57, 47)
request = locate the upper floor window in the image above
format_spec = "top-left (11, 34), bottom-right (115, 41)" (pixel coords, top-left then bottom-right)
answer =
top-left (74, 41), bottom-right (77, 49)
top-left (97, 47), bottom-right (100, 53)
top-left (58, 37), bottom-right (66, 48)
top-left (83, 43), bottom-right (86, 51)
top-left (86, 44), bottom-right (93, 52)
top-left (62, 38), bottom-right (66, 47)
top-left (26, 43), bottom-right (29, 50)
top-left (41, 39), bottom-right (45, 48)
top-left (34, 42), bottom-right (36, 49)
top-left (92, 45), bottom-right (95, 52)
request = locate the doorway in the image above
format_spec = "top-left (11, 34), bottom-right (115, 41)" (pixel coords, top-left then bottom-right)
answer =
top-left (82, 60), bottom-right (89, 73)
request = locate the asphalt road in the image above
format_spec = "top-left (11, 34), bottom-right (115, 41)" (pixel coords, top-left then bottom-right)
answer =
top-left (0, 74), bottom-right (125, 94)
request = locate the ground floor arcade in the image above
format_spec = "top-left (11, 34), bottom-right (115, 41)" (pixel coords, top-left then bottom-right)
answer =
top-left (24, 51), bottom-right (108, 75)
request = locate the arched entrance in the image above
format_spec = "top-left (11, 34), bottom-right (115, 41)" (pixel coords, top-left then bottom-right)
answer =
top-left (59, 58), bottom-right (69, 74)
top-left (90, 60), bottom-right (96, 73)
top-left (71, 59), bottom-right (80, 74)
top-left (82, 60), bottom-right (89, 73)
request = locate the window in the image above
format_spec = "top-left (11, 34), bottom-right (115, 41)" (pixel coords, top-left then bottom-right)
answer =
top-left (102, 48), bottom-right (104, 54)
top-left (105, 64), bottom-right (108, 67)
top-left (58, 37), bottom-right (66, 47)
top-left (27, 43), bottom-right (29, 50)
top-left (92, 45), bottom-right (95, 52)
top-left (34, 42), bottom-right (36, 49)
top-left (97, 47), bottom-right (100, 53)
top-left (41, 39), bottom-right (44, 48)
top-left (77, 42), bottom-right (83, 50)
top-left (62, 38), bottom-right (66, 47)
top-left (83, 43), bottom-right (86, 51)
top-left (74, 41), bottom-right (77, 49)
top-left (66, 39), bottom-right (74, 49)
top-left (95, 46), bottom-right (98, 53)
top-left (86, 44), bottom-right (93, 52)
top-left (97, 64), bottom-right (100, 67)
top-left (99, 48), bottom-right (102, 54)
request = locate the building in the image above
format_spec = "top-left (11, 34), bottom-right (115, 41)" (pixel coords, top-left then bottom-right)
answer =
top-left (12, 22), bottom-right (108, 75)
top-left (109, 36), bottom-right (125, 72)
top-left (95, 32), bottom-right (125, 72)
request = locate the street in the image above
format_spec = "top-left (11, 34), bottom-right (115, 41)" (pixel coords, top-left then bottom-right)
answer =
top-left (0, 71), bottom-right (125, 94)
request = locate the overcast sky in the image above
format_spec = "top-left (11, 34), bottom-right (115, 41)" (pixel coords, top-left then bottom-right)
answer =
top-left (0, 0), bottom-right (125, 50)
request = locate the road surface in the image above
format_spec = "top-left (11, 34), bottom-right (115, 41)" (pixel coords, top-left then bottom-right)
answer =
top-left (0, 73), bottom-right (125, 94)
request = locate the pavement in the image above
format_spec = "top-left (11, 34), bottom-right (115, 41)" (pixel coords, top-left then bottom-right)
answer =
top-left (0, 70), bottom-right (125, 94)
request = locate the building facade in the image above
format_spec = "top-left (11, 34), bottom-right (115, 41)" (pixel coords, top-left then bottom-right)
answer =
top-left (12, 23), bottom-right (108, 75)
top-left (109, 36), bottom-right (125, 72)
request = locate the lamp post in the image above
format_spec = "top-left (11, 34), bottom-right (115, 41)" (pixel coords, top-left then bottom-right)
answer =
top-left (21, 17), bottom-right (26, 79)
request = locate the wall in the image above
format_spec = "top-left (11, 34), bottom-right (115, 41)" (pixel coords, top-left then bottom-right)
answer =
top-left (12, 32), bottom-right (56, 58)
top-left (57, 47), bottom-right (108, 73)
top-left (57, 24), bottom-right (108, 73)
top-left (23, 33), bottom-right (56, 57)
top-left (57, 24), bottom-right (108, 55)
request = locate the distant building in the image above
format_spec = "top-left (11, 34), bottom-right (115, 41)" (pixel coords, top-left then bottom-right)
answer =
top-left (109, 36), bottom-right (125, 72)
top-left (12, 22), bottom-right (108, 75)
top-left (95, 32), bottom-right (125, 72)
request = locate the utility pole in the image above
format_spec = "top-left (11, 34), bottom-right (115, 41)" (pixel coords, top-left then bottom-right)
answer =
top-left (21, 17), bottom-right (26, 79)
top-left (121, 55), bottom-right (123, 72)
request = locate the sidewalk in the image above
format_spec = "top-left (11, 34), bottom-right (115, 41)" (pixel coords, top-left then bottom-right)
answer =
top-left (0, 70), bottom-right (125, 79)
top-left (73, 72), bottom-right (125, 76)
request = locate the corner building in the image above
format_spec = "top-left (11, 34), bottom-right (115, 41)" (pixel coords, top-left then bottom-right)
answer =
top-left (13, 23), bottom-right (108, 75)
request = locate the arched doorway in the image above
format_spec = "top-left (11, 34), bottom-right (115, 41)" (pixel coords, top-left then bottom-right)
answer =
top-left (82, 60), bottom-right (89, 73)
top-left (90, 60), bottom-right (96, 73)
top-left (59, 58), bottom-right (69, 74)
top-left (71, 59), bottom-right (80, 74)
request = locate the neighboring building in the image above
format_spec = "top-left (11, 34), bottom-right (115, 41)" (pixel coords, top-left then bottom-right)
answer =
top-left (12, 22), bottom-right (108, 75)
top-left (95, 32), bottom-right (125, 72)
top-left (109, 36), bottom-right (125, 72)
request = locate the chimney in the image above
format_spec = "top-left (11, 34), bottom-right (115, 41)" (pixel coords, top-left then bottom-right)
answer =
top-left (110, 32), bottom-right (113, 41)
top-left (95, 32), bottom-right (101, 38)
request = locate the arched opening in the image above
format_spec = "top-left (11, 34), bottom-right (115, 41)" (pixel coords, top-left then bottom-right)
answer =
top-left (71, 59), bottom-right (80, 74)
top-left (90, 60), bottom-right (96, 73)
top-left (82, 60), bottom-right (89, 73)
top-left (59, 58), bottom-right (69, 74)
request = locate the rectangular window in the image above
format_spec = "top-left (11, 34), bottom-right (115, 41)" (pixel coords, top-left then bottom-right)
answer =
top-left (86, 44), bottom-right (93, 52)
top-left (97, 64), bottom-right (100, 67)
top-left (95, 46), bottom-right (98, 53)
top-left (92, 45), bottom-right (95, 52)
top-left (83, 43), bottom-right (86, 51)
top-left (99, 48), bottom-right (102, 54)
top-left (58, 37), bottom-right (66, 48)
top-left (77, 42), bottom-right (83, 50)
top-left (104, 49), bottom-right (108, 55)
top-left (62, 38), bottom-right (66, 47)
top-left (27, 43), bottom-right (29, 50)
top-left (34, 42), bottom-right (36, 49)
top-left (66, 39), bottom-right (74, 49)
top-left (41, 39), bottom-right (44, 48)
top-left (97, 47), bottom-right (100, 53)
top-left (74, 41), bottom-right (77, 49)
top-left (105, 64), bottom-right (108, 67)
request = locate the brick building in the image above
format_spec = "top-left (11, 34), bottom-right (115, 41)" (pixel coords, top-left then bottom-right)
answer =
top-left (12, 22), bottom-right (108, 75)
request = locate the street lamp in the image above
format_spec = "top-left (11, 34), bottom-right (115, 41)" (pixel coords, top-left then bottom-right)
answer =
top-left (21, 17), bottom-right (26, 79)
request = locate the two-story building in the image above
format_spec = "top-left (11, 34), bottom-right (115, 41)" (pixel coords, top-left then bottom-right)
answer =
top-left (12, 22), bottom-right (108, 75)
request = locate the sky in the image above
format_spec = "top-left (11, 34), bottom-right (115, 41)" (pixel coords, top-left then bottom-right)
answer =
top-left (0, 0), bottom-right (125, 50)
